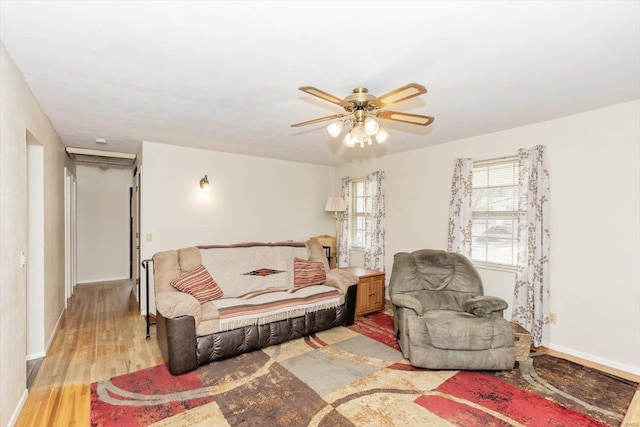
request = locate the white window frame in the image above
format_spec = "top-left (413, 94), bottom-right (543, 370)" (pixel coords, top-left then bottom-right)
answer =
top-left (350, 179), bottom-right (368, 249)
top-left (471, 157), bottom-right (519, 271)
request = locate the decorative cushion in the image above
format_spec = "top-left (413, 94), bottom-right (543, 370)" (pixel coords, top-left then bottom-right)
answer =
top-left (177, 246), bottom-right (202, 272)
top-left (170, 265), bottom-right (223, 303)
top-left (306, 238), bottom-right (330, 273)
top-left (293, 257), bottom-right (326, 288)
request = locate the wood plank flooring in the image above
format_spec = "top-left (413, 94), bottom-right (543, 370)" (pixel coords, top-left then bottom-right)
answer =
top-left (16, 280), bottom-right (163, 426)
top-left (14, 279), bottom-right (639, 426)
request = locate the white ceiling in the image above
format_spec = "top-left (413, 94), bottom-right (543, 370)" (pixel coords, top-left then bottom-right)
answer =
top-left (1, 1), bottom-right (639, 166)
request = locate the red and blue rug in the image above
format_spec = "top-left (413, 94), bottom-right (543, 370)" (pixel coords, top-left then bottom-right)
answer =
top-left (91, 313), bottom-right (636, 426)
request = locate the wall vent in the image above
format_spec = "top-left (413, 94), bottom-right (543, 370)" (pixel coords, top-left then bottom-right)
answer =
top-left (65, 147), bottom-right (136, 168)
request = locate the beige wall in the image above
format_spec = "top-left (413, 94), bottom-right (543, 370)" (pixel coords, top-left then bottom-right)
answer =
top-left (0, 43), bottom-right (74, 425)
top-left (336, 100), bottom-right (640, 375)
top-left (76, 165), bottom-right (133, 283)
top-left (139, 141), bottom-right (336, 314)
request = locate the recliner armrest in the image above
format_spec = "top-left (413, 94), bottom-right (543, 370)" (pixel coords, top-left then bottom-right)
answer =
top-left (462, 296), bottom-right (508, 318)
top-left (391, 294), bottom-right (423, 315)
top-left (156, 290), bottom-right (202, 326)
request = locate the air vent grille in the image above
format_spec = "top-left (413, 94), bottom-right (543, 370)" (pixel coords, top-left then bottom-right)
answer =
top-left (65, 147), bottom-right (136, 167)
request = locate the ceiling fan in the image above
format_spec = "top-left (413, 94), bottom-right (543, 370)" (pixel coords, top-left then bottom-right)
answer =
top-left (291, 83), bottom-right (434, 147)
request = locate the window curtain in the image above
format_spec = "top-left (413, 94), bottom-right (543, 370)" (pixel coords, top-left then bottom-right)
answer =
top-left (363, 171), bottom-right (386, 271)
top-left (338, 176), bottom-right (351, 267)
top-left (512, 145), bottom-right (550, 347)
top-left (447, 158), bottom-right (473, 258)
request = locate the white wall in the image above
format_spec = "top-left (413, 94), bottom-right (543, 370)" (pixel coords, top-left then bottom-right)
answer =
top-left (76, 165), bottom-right (132, 283)
top-left (335, 100), bottom-right (640, 375)
top-left (0, 43), bottom-right (73, 426)
top-left (140, 141), bottom-right (336, 313)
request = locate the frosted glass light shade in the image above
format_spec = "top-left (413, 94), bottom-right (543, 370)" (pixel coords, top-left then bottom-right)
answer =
top-left (350, 124), bottom-right (368, 145)
top-left (327, 121), bottom-right (344, 138)
top-left (343, 132), bottom-right (355, 147)
top-left (364, 117), bottom-right (379, 135)
top-left (375, 127), bottom-right (390, 143)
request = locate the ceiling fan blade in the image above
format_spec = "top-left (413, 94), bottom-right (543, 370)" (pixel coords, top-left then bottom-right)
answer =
top-left (370, 83), bottom-right (427, 108)
top-left (298, 86), bottom-right (351, 108)
top-left (291, 113), bottom-right (346, 127)
top-left (376, 110), bottom-right (434, 126)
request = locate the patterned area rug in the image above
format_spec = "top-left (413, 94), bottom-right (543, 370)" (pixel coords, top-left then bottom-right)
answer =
top-left (91, 313), bottom-right (636, 426)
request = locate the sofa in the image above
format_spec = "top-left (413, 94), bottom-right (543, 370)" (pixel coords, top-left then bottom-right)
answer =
top-left (152, 239), bottom-right (359, 375)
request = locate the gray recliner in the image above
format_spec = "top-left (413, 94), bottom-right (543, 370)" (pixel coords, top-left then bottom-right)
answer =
top-left (390, 249), bottom-right (515, 370)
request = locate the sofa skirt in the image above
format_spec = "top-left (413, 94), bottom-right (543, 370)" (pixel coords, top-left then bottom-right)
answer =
top-left (157, 284), bottom-right (357, 375)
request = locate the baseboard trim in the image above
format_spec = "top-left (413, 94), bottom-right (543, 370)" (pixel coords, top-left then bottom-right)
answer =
top-left (537, 344), bottom-right (640, 382)
top-left (76, 276), bottom-right (129, 284)
top-left (26, 351), bottom-right (45, 361)
top-left (8, 389), bottom-right (28, 427)
top-left (46, 307), bottom-right (65, 353)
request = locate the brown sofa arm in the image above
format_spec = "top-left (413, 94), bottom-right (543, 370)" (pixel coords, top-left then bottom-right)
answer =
top-left (325, 269), bottom-right (359, 294)
top-left (156, 313), bottom-right (199, 375)
top-left (156, 290), bottom-right (202, 325)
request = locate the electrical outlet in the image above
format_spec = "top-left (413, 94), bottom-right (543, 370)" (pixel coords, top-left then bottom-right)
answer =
top-left (146, 233), bottom-right (153, 242)
top-left (549, 313), bottom-right (557, 324)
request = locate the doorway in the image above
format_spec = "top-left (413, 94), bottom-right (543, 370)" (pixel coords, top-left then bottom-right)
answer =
top-left (26, 134), bottom-right (45, 387)
top-left (132, 167), bottom-right (141, 303)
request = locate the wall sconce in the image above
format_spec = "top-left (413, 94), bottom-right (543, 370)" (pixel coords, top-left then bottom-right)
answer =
top-left (199, 175), bottom-right (210, 191)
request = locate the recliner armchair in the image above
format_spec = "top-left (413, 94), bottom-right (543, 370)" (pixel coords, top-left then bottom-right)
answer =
top-left (390, 249), bottom-right (515, 370)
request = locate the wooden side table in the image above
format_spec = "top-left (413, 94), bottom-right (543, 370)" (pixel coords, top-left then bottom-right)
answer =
top-left (338, 267), bottom-right (385, 317)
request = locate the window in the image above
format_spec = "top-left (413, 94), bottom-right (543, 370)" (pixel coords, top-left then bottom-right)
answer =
top-left (350, 179), bottom-right (370, 248)
top-left (472, 158), bottom-right (519, 267)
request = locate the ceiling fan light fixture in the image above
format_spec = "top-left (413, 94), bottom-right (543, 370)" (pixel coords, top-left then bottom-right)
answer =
top-left (343, 132), bottom-right (355, 147)
top-left (326, 121), bottom-right (344, 138)
top-left (364, 117), bottom-right (379, 136)
top-left (375, 127), bottom-right (390, 144)
top-left (292, 83), bottom-right (433, 148)
top-left (350, 123), bottom-right (368, 145)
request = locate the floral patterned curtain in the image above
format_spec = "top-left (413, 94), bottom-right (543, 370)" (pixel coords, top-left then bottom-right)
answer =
top-left (338, 176), bottom-right (351, 267)
top-left (447, 158), bottom-right (473, 258)
top-left (512, 145), bottom-right (550, 347)
top-left (363, 171), bottom-right (386, 271)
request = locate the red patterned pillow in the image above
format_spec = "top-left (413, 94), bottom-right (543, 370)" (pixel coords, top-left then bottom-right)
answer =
top-left (170, 265), bottom-right (223, 303)
top-left (293, 257), bottom-right (327, 288)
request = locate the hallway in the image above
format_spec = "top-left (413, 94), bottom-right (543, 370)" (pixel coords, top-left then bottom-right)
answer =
top-left (16, 280), bottom-right (162, 426)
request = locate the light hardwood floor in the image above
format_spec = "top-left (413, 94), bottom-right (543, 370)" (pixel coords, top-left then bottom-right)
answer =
top-left (16, 280), bottom-right (163, 426)
top-left (15, 280), bottom-right (639, 426)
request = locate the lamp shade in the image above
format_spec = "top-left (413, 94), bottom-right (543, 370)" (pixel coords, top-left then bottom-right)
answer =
top-left (324, 196), bottom-right (346, 213)
top-left (327, 121), bottom-right (344, 138)
top-left (364, 117), bottom-right (379, 135)
top-left (375, 127), bottom-right (390, 143)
